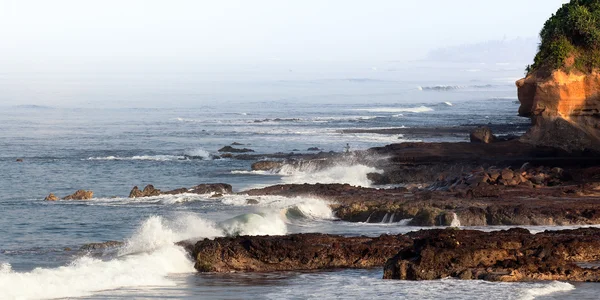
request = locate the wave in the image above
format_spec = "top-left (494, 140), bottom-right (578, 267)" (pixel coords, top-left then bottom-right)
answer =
top-left (519, 281), bottom-right (575, 300)
top-left (219, 213), bottom-right (287, 236)
top-left (0, 215), bottom-right (220, 300)
top-left (417, 84), bottom-right (495, 91)
top-left (354, 106), bottom-right (433, 113)
top-left (278, 163), bottom-right (382, 187)
top-left (86, 148), bottom-right (211, 161)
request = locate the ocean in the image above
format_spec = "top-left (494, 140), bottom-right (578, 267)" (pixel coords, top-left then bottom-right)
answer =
top-left (1, 61), bottom-right (596, 299)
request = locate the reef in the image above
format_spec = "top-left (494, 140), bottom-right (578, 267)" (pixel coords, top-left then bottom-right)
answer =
top-left (384, 228), bottom-right (600, 282)
top-left (178, 233), bottom-right (411, 272)
top-left (179, 228), bottom-right (600, 283)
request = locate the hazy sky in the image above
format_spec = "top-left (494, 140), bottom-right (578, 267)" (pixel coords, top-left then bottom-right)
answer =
top-left (0, 0), bottom-right (569, 71)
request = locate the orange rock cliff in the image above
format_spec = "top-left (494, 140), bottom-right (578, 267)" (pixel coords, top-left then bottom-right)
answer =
top-left (516, 70), bottom-right (600, 151)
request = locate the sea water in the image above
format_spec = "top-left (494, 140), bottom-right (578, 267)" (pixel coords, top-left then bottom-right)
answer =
top-left (0, 62), bottom-right (596, 299)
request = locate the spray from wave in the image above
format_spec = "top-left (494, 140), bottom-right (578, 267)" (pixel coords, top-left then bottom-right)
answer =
top-left (279, 163), bottom-right (381, 187)
top-left (0, 214), bottom-right (221, 300)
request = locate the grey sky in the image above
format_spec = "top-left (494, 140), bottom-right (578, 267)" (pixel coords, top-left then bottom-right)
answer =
top-left (0, 0), bottom-right (568, 71)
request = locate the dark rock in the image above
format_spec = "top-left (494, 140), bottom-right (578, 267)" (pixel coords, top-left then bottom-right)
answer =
top-left (469, 127), bottom-right (497, 143)
top-left (180, 233), bottom-right (411, 273)
top-left (251, 161), bottom-right (283, 171)
top-left (188, 183), bottom-right (232, 195)
top-left (246, 199), bottom-right (259, 205)
top-left (367, 172), bottom-right (390, 185)
top-left (384, 228), bottom-right (600, 282)
top-left (218, 146), bottom-right (255, 153)
top-left (231, 142), bottom-right (244, 146)
top-left (307, 147), bottom-right (321, 151)
top-left (16, 158), bottom-right (23, 162)
top-left (80, 241), bottom-right (124, 251)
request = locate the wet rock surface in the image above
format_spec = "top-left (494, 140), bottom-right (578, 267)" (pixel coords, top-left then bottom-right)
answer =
top-left (243, 182), bottom-right (600, 226)
top-left (179, 233), bottom-right (412, 273)
top-left (218, 146), bottom-right (255, 153)
top-left (129, 184), bottom-right (232, 198)
top-left (179, 228), bottom-right (600, 282)
top-left (384, 228), bottom-right (600, 282)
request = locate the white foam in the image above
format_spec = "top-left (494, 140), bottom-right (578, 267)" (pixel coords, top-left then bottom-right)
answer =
top-left (219, 213), bottom-right (287, 236)
top-left (0, 215), bottom-right (221, 300)
top-left (354, 106), bottom-right (433, 113)
top-left (87, 155), bottom-right (185, 161)
top-left (450, 212), bottom-right (461, 227)
top-left (279, 163), bottom-right (382, 187)
top-left (519, 281), bottom-right (575, 300)
top-left (183, 148), bottom-right (211, 159)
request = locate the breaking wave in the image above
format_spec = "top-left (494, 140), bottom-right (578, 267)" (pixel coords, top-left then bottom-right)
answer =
top-left (354, 106), bottom-right (433, 113)
top-left (0, 215), bottom-right (220, 300)
top-left (276, 163), bottom-right (382, 187)
top-left (417, 84), bottom-right (495, 91)
top-left (86, 148), bottom-right (211, 161)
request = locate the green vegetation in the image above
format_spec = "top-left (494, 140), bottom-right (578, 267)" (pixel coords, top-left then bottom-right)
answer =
top-left (529, 0), bottom-right (600, 74)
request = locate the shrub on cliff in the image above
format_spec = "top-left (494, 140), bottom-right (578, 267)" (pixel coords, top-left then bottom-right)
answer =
top-left (528, 0), bottom-right (600, 74)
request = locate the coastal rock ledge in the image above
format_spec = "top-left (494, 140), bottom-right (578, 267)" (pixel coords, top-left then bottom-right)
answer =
top-left (179, 233), bottom-right (411, 272)
top-left (384, 228), bottom-right (600, 282)
top-left (517, 70), bottom-right (600, 152)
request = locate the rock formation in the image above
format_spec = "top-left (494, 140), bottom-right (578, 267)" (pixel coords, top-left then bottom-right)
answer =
top-left (218, 146), bottom-right (255, 153)
top-left (179, 233), bottom-right (411, 272)
top-left (62, 190), bottom-right (93, 200)
top-left (517, 71), bottom-right (600, 151)
top-left (44, 193), bottom-right (59, 201)
top-left (384, 228), bottom-right (600, 282)
top-left (469, 127), bottom-right (496, 143)
top-left (128, 183), bottom-right (232, 198)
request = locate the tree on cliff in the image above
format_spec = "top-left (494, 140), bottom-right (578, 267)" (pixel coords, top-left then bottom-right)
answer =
top-left (528, 0), bottom-right (600, 74)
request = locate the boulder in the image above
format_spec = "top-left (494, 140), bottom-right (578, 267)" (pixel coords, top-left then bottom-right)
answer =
top-left (44, 193), bottom-right (59, 201)
top-left (129, 185), bottom-right (161, 198)
top-left (307, 147), bottom-right (321, 151)
top-left (62, 190), bottom-right (93, 200)
top-left (469, 127), bottom-right (496, 143)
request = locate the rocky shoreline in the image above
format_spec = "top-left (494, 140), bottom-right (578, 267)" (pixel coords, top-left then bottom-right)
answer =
top-left (175, 228), bottom-right (600, 282)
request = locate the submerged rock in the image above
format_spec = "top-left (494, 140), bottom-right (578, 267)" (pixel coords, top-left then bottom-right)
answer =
top-left (129, 183), bottom-right (233, 198)
top-left (384, 228), bottom-right (600, 282)
top-left (180, 233), bottom-right (411, 273)
top-left (80, 241), bottom-right (124, 251)
top-left (251, 160), bottom-right (283, 171)
top-left (62, 190), bottom-right (93, 200)
top-left (218, 146), bottom-right (255, 153)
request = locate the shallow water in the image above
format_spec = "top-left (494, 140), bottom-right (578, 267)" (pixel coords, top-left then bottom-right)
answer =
top-left (1, 64), bottom-right (596, 299)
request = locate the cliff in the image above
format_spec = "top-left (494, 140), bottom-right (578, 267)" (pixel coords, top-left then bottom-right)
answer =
top-left (516, 0), bottom-right (600, 152)
top-left (516, 70), bottom-right (600, 151)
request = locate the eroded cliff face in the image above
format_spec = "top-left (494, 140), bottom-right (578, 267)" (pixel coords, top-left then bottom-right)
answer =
top-left (516, 70), bottom-right (600, 151)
